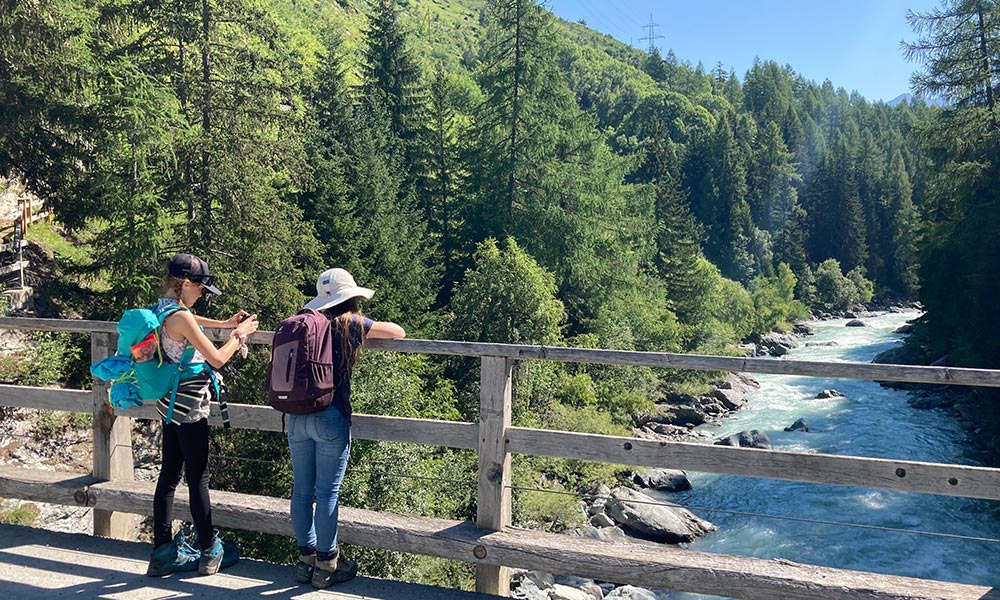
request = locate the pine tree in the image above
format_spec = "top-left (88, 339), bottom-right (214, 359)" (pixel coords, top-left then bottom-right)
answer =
top-left (302, 35), bottom-right (437, 330)
top-left (905, 0), bottom-right (1000, 130)
top-left (470, 0), bottom-right (654, 328)
top-left (421, 67), bottom-right (469, 306)
top-left (648, 128), bottom-right (703, 323)
top-left (362, 0), bottom-right (427, 174)
top-left (699, 113), bottom-right (754, 281)
top-left (884, 151), bottom-right (918, 296)
top-left (0, 0), bottom-right (96, 218)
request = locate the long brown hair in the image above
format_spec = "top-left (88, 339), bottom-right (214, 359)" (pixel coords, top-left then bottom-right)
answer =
top-left (322, 297), bottom-right (367, 371)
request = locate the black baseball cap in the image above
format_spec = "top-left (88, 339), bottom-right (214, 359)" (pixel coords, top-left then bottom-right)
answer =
top-left (168, 253), bottom-right (222, 295)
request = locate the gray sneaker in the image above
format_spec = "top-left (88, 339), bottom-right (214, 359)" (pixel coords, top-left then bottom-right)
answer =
top-left (198, 535), bottom-right (224, 575)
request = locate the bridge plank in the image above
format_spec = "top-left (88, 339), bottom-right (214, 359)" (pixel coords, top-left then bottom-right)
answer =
top-left (0, 466), bottom-right (994, 600)
top-left (507, 426), bottom-right (1000, 500)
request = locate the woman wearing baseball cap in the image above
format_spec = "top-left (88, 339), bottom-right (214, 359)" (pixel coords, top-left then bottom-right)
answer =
top-left (147, 253), bottom-right (259, 578)
top-left (288, 267), bottom-right (405, 589)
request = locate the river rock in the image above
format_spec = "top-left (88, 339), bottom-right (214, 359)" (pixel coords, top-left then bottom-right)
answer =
top-left (569, 524), bottom-right (631, 544)
top-left (715, 372), bottom-right (760, 394)
top-left (549, 584), bottom-right (599, 600)
top-left (784, 418), bottom-right (809, 432)
top-left (649, 423), bottom-right (690, 437)
top-left (791, 322), bottom-right (814, 336)
top-left (586, 483), bottom-right (612, 516)
top-left (633, 468), bottom-right (691, 492)
top-left (553, 577), bottom-right (605, 600)
top-left (872, 342), bottom-right (928, 366)
top-left (634, 405), bottom-right (677, 428)
top-left (710, 387), bottom-right (746, 411)
top-left (815, 389), bottom-right (845, 399)
top-left (845, 319), bottom-right (867, 327)
top-left (646, 394), bottom-right (713, 427)
top-left (590, 513), bottom-right (615, 528)
top-left (604, 487), bottom-right (715, 543)
top-left (714, 429), bottom-right (772, 449)
top-left (512, 570), bottom-right (555, 590)
top-left (697, 395), bottom-right (727, 415)
top-left (511, 580), bottom-right (547, 600)
top-left (894, 324), bottom-right (914, 334)
top-left (604, 585), bottom-right (658, 599)
top-left (754, 332), bottom-right (799, 356)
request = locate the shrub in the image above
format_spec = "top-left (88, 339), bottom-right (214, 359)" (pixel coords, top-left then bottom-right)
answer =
top-left (0, 503), bottom-right (40, 526)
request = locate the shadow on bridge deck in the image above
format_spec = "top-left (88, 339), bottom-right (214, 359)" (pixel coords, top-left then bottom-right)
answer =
top-left (0, 523), bottom-right (489, 599)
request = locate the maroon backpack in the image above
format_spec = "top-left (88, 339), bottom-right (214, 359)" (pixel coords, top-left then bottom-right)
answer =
top-left (266, 309), bottom-right (336, 414)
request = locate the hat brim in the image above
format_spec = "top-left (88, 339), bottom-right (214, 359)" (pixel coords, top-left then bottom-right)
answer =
top-left (203, 283), bottom-right (222, 296)
top-left (304, 287), bottom-right (374, 312)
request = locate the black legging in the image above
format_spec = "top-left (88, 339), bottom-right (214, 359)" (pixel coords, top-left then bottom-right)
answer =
top-left (153, 418), bottom-right (214, 550)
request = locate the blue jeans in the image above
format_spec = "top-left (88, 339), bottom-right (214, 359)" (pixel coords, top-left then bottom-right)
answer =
top-left (287, 406), bottom-right (351, 555)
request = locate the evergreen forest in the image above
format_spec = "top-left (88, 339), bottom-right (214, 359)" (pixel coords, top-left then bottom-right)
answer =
top-left (3, 0), bottom-right (1000, 588)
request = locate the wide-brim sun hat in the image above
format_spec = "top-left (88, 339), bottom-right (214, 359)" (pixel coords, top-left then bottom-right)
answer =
top-left (304, 268), bottom-right (374, 311)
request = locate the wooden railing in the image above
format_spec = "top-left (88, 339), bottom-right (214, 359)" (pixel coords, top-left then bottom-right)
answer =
top-left (1, 316), bottom-right (999, 599)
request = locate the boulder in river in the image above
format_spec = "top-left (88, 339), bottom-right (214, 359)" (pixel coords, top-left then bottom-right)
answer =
top-left (604, 487), bottom-right (715, 543)
top-left (846, 319), bottom-right (867, 327)
top-left (633, 468), bottom-right (691, 492)
top-left (784, 418), bottom-right (809, 432)
top-left (713, 429), bottom-right (772, 449)
top-left (815, 389), bottom-right (845, 399)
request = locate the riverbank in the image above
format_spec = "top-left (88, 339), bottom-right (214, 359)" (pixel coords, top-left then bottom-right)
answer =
top-left (512, 310), bottom-right (1000, 599)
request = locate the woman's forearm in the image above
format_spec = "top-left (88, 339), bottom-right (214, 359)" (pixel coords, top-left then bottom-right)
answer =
top-left (194, 315), bottom-right (231, 328)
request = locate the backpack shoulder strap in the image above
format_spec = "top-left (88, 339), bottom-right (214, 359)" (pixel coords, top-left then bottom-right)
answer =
top-left (154, 303), bottom-right (188, 325)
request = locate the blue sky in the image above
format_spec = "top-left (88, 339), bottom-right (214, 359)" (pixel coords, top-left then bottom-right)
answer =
top-left (546, 0), bottom-right (942, 102)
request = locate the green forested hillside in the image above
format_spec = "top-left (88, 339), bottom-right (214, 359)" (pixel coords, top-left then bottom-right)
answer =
top-left (4, 0), bottom-right (1000, 587)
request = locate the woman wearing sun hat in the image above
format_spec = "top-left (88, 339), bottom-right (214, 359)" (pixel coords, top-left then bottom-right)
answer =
top-left (288, 267), bottom-right (405, 589)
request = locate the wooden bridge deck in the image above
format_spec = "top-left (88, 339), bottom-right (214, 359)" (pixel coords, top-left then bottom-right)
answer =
top-left (0, 523), bottom-right (490, 600)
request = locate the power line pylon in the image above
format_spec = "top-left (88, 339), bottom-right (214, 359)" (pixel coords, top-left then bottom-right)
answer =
top-left (639, 14), bottom-right (663, 53)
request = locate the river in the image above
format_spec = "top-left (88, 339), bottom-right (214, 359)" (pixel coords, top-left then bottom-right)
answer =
top-left (658, 311), bottom-right (1000, 598)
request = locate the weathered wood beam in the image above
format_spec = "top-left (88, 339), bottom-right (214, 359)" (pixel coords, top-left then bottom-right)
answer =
top-left (506, 426), bottom-right (1000, 500)
top-left (0, 385), bottom-right (91, 411)
top-left (476, 356), bottom-right (513, 595)
top-left (4, 382), bottom-right (995, 499)
top-left (0, 466), bottom-right (995, 600)
top-left (2, 318), bottom-right (999, 388)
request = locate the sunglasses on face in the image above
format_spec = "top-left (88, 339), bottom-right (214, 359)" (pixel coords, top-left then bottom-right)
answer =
top-left (187, 274), bottom-right (216, 287)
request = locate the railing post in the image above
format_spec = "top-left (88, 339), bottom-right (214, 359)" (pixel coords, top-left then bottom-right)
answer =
top-left (91, 332), bottom-right (134, 539)
top-left (476, 356), bottom-right (513, 596)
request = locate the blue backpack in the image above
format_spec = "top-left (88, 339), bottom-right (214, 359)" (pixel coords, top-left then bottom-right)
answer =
top-left (91, 303), bottom-right (212, 422)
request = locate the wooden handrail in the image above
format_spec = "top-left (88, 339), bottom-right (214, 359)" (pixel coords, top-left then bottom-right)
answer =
top-left (1, 316), bottom-right (999, 387)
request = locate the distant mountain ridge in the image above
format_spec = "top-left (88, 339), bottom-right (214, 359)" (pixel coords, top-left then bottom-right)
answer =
top-left (887, 93), bottom-right (947, 107)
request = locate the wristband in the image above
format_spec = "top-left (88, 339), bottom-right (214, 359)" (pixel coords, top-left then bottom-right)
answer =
top-left (230, 329), bottom-right (249, 359)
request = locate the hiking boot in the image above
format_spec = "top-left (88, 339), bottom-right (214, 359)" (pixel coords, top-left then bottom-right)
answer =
top-left (311, 552), bottom-right (357, 589)
top-left (295, 553), bottom-right (315, 584)
top-left (198, 535), bottom-right (224, 576)
top-left (146, 534), bottom-right (200, 577)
